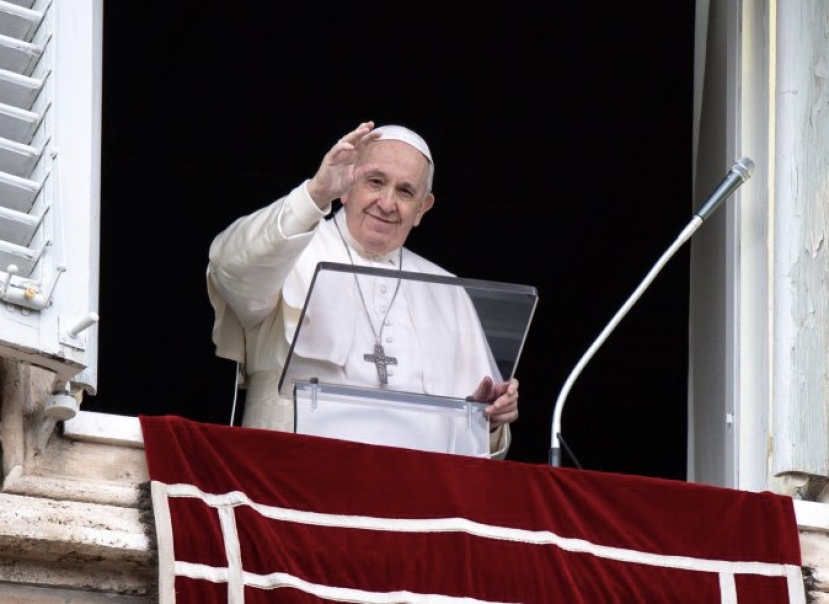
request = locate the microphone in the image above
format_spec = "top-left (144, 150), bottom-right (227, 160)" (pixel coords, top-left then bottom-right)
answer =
top-left (696, 157), bottom-right (755, 220)
top-left (549, 158), bottom-right (756, 468)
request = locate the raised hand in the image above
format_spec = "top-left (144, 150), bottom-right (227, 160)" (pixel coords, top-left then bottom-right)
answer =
top-left (306, 121), bottom-right (379, 208)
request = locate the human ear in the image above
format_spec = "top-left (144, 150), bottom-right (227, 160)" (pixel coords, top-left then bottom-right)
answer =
top-left (413, 193), bottom-right (435, 226)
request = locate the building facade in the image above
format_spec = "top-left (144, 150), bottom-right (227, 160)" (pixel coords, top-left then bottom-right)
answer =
top-left (0, 0), bottom-right (828, 601)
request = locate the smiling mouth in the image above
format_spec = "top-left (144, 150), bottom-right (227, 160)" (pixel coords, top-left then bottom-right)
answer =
top-left (366, 213), bottom-right (397, 225)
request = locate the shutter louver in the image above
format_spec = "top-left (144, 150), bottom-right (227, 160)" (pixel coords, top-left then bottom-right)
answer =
top-left (0, 0), bottom-right (101, 395)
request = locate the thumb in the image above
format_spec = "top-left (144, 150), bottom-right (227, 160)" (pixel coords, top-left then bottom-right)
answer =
top-left (470, 376), bottom-right (494, 402)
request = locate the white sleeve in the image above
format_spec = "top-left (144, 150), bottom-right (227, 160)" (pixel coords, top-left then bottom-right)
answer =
top-left (207, 181), bottom-right (330, 329)
top-left (278, 180), bottom-right (331, 237)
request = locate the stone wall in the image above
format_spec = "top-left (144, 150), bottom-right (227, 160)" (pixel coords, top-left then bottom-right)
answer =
top-left (0, 359), bottom-right (154, 601)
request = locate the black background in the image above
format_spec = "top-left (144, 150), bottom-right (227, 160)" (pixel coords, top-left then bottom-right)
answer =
top-left (91, 4), bottom-right (696, 478)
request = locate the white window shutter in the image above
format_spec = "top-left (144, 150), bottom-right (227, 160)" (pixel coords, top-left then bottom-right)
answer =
top-left (0, 0), bottom-right (101, 394)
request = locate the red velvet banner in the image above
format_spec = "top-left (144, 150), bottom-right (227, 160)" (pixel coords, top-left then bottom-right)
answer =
top-left (140, 415), bottom-right (803, 603)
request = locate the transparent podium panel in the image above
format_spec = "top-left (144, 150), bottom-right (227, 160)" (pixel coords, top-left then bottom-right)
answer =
top-left (294, 380), bottom-right (490, 456)
top-left (280, 261), bottom-right (538, 456)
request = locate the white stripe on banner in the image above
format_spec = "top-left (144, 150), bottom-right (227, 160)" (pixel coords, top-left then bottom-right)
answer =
top-left (719, 572), bottom-right (737, 604)
top-left (174, 561), bottom-right (520, 604)
top-left (787, 566), bottom-right (807, 603)
top-left (151, 481), bottom-right (177, 603)
top-left (218, 505), bottom-right (244, 604)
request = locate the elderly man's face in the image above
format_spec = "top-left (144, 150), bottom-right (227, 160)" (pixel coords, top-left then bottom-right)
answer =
top-left (341, 140), bottom-right (434, 255)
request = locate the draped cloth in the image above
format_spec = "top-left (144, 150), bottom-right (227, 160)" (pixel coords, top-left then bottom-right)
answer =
top-left (140, 415), bottom-right (804, 604)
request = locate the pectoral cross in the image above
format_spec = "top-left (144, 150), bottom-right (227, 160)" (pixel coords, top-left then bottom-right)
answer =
top-left (364, 343), bottom-right (397, 385)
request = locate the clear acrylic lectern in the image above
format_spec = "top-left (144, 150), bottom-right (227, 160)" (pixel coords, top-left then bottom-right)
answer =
top-left (279, 262), bottom-right (538, 457)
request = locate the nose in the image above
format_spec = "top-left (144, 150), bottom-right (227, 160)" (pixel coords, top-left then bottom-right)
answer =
top-left (376, 187), bottom-right (397, 212)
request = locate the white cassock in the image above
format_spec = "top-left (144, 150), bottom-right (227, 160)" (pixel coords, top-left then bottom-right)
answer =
top-left (207, 181), bottom-right (510, 458)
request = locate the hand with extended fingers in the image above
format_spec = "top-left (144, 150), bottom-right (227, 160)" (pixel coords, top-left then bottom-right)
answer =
top-left (306, 121), bottom-right (380, 208)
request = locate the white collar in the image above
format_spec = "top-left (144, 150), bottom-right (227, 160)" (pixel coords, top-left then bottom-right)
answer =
top-left (333, 210), bottom-right (401, 266)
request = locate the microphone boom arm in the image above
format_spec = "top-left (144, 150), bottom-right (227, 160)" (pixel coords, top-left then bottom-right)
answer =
top-left (549, 219), bottom-right (699, 466)
top-left (549, 158), bottom-right (755, 467)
